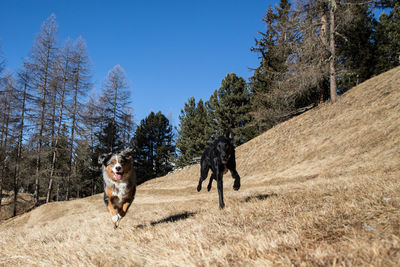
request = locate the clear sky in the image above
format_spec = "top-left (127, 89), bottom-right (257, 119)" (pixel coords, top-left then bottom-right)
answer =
top-left (0, 0), bottom-right (277, 126)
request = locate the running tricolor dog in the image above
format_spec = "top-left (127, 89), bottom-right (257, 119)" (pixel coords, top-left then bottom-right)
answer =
top-left (98, 148), bottom-right (136, 228)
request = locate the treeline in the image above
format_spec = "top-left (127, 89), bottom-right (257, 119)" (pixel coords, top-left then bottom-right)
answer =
top-left (0, 14), bottom-right (176, 214)
top-left (176, 0), bottom-right (399, 166)
top-left (0, 1), bottom-right (399, 214)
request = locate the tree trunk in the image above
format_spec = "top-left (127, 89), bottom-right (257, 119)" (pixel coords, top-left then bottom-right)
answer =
top-left (1, 103), bottom-right (11, 208)
top-left (47, 65), bottom-right (69, 203)
top-left (319, 11), bottom-right (329, 104)
top-left (13, 80), bottom-right (28, 216)
top-left (66, 64), bottom-right (80, 201)
top-left (0, 95), bottom-right (9, 208)
top-left (0, 107), bottom-right (5, 208)
top-left (111, 84), bottom-right (118, 153)
top-left (35, 48), bottom-right (50, 205)
top-left (329, 0), bottom-right (337, 103)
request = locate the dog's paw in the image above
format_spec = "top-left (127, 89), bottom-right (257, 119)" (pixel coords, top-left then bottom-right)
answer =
top-left (197, 184), bottom-right (202, 192)
top-left (233, 180), bottom-right (240, 191)
top-left (207, 184), bottom-right (212, 191)
top-left (112, 214), bottom-right (121, 223)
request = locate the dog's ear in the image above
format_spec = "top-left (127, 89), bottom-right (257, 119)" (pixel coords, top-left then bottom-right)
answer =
top-left (121, 147), bottom-right (133, 159)
top-left (225, 129), bottom-right (235, 141)
top-left (98, 152), bottom-right (112, 166)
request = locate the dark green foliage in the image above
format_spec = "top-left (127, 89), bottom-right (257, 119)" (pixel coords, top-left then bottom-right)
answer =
top-left (374, 3), bottom-right (400, 75)
top-left (73, 139), bottom-right (102, 198)
top-left (375, 0), bottom-right (396, 8)
top-left (95, 121), bottom-right (124, 156)
top-left (207, 73), bottom-right (255, 145)
top-left (175, 97), bottom-right (213, 168)
top-left (132, 111), bottom-right (175, 184)
top-left (249, 0), bottom-right (397, 132)
top-left (176, 74), bottom-right (254, 167)
top-left (249, 0), bottom-right (293, 98)
top-left (336, 1), bottom-right (377, 91)
top-left (52, 124), bottom-right (70, 174)
top-left (249, 0), bottom-right (302, 132)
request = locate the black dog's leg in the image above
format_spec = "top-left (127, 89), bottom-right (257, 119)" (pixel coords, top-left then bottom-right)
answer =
top-left (217, 170), bottom-right (225, 209)
top-left (228, 151), bottom-right (240, 191)
top-left (231, 170), bottom-right (241, 191)
top-left (207, 173), bottom-right (215, 191)
top-left (197, 161), bottom-right (209, 192)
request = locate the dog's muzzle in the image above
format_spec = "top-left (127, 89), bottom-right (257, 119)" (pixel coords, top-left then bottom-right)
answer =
top-left (222, 155), bottom-right (231, 164)
top-left (114, 172), bottom-right (123, 181)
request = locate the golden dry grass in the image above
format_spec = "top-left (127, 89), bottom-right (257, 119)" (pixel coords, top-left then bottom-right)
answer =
top-left (0, 67), bottom-right (399, 266)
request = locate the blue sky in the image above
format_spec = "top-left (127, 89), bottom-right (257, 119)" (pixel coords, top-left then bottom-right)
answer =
top-left (0, 0), bottom-right (277, 126)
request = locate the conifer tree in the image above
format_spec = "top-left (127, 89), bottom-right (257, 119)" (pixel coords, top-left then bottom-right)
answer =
top-left (336, 0), bottom-right (376, 91)
top-left (207, 73), bottom-right (254, 145)
top-left (46, 40), bottom-right (74, 203)
top-left (175, 97), bottom-right (213, 168)
top-left (26, 14), bottom-right (59, 204)
top-left (96, 121), bottom-right (124, 157)
top-left (98, 64), bottom-right (132, 153)
top-left (132, 111), bottom-right (175, 184)
top-left (0, 73), bottom-right (16, 207)
top-left (374, 3), bottom-right (400, 74)
top-left (249, 0), bottom-right (299, 131)
top-left (11, 67), bottom-right (32, 214)
top-left (65, 37), bottom-right (92, 200)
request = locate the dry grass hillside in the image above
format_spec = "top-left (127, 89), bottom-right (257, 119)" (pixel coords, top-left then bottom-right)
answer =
top-left (1, 67), bottom-right (399, 266)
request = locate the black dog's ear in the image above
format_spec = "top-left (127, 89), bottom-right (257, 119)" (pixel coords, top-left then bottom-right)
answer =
top-left (98, 152), bottom-right (112, 166)
top-left (225, 129), bottom-right (235, 141)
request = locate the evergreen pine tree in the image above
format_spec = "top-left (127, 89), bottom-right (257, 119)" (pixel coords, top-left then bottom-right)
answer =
top-left (336, 1), bottom-right (377, 91)
top-left (95, 121), bottom-right (123, 156)
top-left (207, 73), bottom-right (254, 145)
top-left (132, 111), bottom-right (175, 184)
top-left (175, 97), bottom-right (213, 168)
top-left (374, 3), bottom-right (400, 74)
top-left (249, 0), bottom-right (299, 131)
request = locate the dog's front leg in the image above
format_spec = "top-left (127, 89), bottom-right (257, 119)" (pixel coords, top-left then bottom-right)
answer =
top-left (105, 188), bottom-right (121, 228)
top-left (227, 153), bottom-right (240, 191)
top-left (120, 200), bottom-right (132, 218)
top-left (197, 161), bottom-right (210, 192)
top-left (207, 173), bottom-right (215, 191)
top-left (231, 170), bottom-right (241, 191)
top-left (108, 200), bottom-right (121, 228)
top-left (216, 171), bottom-right (225, 209)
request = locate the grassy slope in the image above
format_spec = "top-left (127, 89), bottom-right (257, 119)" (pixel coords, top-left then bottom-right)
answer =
top-left (0, 67), bottom-right (399, 266)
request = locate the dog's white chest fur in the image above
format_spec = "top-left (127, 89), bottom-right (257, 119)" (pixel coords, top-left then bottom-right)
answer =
top-left (112, 182), bottom-right (128, 202)
top-left (103, 168), bottom-right (128, 202)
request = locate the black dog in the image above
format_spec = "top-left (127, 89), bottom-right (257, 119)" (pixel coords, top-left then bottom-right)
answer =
top-left (197, 131), bottom-right (240, 209)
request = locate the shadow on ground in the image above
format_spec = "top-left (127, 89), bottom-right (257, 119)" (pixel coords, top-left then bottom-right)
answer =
top-left (135, 211), bottom-right (196, 229)
top-left (243, 193), bottom-right (278, 203)
top-left (151, 211), bottom-right (196, 226)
